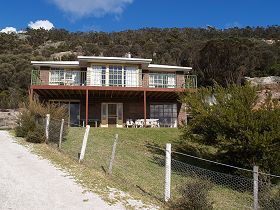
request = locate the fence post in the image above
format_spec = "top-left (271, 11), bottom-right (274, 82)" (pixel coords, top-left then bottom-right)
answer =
top-left (79, 125), bottom-right (90, 163)
top-left (165, 143), bottom-right (171, 202)
top-left (108, 134), bottom-right (118, 175)
top-left (253, 166), bottom-right (259, 210)
top-left (45, 114), bottom-right (50, 144)
top-left (58, 119), bottom-right (64, 149)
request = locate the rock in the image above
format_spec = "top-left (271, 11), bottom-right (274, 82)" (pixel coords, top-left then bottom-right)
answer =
top-left (0, 109), bottom-right (19, 129)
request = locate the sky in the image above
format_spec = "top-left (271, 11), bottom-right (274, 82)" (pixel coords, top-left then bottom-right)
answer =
top-left (0, 0), bottom-right (279, 33)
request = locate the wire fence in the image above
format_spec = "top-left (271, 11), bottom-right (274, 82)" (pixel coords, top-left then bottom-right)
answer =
top-left (42, 115), bottom-right (280, 209)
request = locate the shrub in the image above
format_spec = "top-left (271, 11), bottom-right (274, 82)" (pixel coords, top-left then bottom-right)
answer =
top-left (15, 99), bottom-right (68, 143)
top-left (168, 179), bottom-right (213, 210)
top-left (26, 125), bottom-right (45, 143)
top-left (179, 84), bottom-right (280, 175)
top-left (15, 112), bottom-right (36, 137)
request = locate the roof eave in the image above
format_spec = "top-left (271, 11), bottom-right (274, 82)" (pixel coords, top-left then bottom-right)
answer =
top-left (77, 56), bottom-right (152, 64)
top-left (148, 64), bottom-right (192, 72)
top-left (31, 61), bottom-right (80, 67)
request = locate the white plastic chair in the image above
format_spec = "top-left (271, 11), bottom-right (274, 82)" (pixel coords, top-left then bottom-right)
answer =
top-left (125, 119), bottom-right (135, 128)
top-left (135, 119), bottom-right (144, 128)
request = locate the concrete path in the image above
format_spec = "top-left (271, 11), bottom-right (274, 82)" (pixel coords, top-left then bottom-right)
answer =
top-left (0, 131), bottom-right (125, 210)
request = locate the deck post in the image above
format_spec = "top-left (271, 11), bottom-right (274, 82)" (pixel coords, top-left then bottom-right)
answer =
top-left (86, 89), bottom-right (89, 126)
top-left (29, 88), bottom-right (33, 104)
top-left (144, 90), bottom-right (147, 127)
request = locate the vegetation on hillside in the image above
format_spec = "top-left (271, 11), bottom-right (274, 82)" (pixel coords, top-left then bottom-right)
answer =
top-left (0, 26), bottom-right (280, 108)
top-left (179, 84), bottom-right (280, 175)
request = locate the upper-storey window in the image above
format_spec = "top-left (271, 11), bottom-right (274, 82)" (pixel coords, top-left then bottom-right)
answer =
top-left (124, 66), bottom-right (139, 87)
top-left (109, 65), bottom-right (123, 86)
top-left (49, 68), bottom-right (81, 86)
top-left (149, 73), bottom-right (176, 88)
top-left (49, 68), bottom-right (64, 85)
top-left (87, 64), bottom-right (141, 87)
top-left (88, 65), bottom-right (106, 86)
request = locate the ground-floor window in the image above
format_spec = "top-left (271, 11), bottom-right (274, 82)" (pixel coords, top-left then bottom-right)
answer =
top-left (49, 100), bottom-right (80, 126)
top-left (150, 104), bottom-right (177, 127)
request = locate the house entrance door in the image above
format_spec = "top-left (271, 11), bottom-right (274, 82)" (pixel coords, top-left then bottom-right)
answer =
top-left (101, 103), bottom-right (123, 127)
top-left (108, 104), bottom-right (117, 127)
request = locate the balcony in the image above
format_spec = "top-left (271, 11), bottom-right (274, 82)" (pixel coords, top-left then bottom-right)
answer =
top-left (31, 70), bottom-right (197, 89)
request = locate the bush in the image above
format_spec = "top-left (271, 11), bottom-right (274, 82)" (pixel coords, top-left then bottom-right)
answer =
top-left (179, 84), bottom-right (280, 175)
top-left (15, 113), bottom-right (36, 137)
top-left (26, 125), bottom-right (45, 143)
top-left (15, 99), bottom-right (68, 143)
top-left (168, 179), bottom-right (213, 210)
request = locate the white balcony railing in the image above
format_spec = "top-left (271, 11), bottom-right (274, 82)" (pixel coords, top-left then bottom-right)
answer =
top-left (31, 70), bottom-right (197, 89)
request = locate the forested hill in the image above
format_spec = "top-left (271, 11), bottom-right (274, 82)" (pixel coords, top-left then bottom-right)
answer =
top-left (0, 26), bottom-right (280, 108)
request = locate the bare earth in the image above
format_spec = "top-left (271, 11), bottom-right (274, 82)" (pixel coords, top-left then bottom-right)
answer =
top-left (0, 131), bottom-right (125, 210)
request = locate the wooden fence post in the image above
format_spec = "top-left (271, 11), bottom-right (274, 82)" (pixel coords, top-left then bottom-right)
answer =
top-left (165, 143), bottom-right (171, 202)
top-left (79, 125), bottom-right (90, 163)
top-left (45, 114), bottom-right (50, 144)
top-left (253, 166), bottom-right (259, 210)
top-left (108, 134), bottom-right (118, 175)
top-left (58, 119), bottom-right (64, 149)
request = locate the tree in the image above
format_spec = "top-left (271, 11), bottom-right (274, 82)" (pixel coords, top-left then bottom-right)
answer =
top-left (198, 38), bottom-right (258, 86)
top-left (179, 84), bottom-right (280, 174)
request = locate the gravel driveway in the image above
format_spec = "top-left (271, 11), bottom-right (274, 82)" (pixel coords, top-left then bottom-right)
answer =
top-left (0, 131), bottom-right (125, 210)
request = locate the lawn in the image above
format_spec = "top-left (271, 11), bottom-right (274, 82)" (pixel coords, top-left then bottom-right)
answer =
top-left (56, 127), bottom-right (254, 209)
top-left (61, 128), bottom-right (178, 202)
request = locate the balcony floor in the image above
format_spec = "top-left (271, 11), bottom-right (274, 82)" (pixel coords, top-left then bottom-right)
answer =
top-left (32, 86), bottom-right (186, 100)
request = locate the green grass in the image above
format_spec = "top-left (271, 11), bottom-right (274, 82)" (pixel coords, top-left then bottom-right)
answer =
top-left (57, 128), bottom-right (254, 209)
top-left (61, 128), bottom-right (178, 203)
top-left (14, 127), bottom-right (257, 209)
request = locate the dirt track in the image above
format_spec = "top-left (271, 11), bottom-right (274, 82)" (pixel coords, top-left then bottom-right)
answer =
top-left (0, 131), bottom-right (125, 210)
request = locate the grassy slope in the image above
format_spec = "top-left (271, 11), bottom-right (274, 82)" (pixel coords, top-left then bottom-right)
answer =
top-left (61, 128), bottom-right (179, 204)
top-left (60, 128), bottom-right (253, 209)
top-left (15, 128), bottom-right (254, 209)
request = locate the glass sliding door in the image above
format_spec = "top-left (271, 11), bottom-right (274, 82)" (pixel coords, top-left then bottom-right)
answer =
top-left (150, 104), bottom-right (177, 127)
top-left (49, 100), bottom-right (80, 127)
top-left (69, 102), bottom-right (80, 126)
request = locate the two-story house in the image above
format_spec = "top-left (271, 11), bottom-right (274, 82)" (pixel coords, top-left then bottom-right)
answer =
top-left (30, 55), bottom-right (197, 128)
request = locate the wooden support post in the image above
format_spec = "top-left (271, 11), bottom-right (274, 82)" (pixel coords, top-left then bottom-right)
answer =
top-left (253, 166), bottom-right (259, 210)
top-left (79, 125), bottom-right (90, 163)
top-left (45, 114), bottom-right (50, 144)
top-left (86, 89), bottom-right (89, 126)
top-left (58, 119), bottom-right (64, 149)
top-left (29, 88), bottom-right (33, 104)
top-left (108, 134), bottom-right (118, 175)
top-left (165, 143), bottom-right (171, 202)
top-left (144, 91), bottom-right (147, 127)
